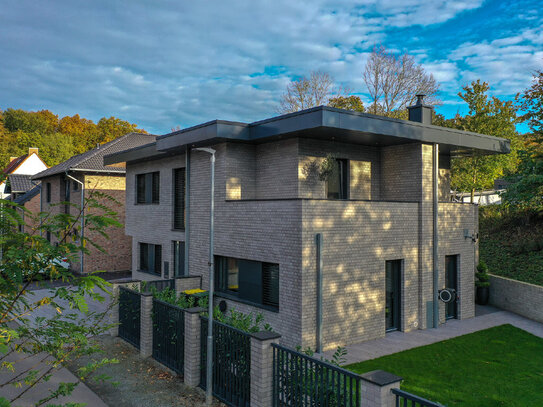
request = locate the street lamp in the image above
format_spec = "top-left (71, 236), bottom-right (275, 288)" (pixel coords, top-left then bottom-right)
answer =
top-left (194, 147), bottom-right (216, 406)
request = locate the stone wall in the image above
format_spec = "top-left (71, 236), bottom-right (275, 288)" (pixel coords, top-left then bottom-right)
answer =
top-left (489, 274), bottom-right (543, 323)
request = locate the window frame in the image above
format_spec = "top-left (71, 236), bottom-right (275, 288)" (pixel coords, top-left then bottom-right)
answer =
top-left (45, 182), bottom-right (51, 203)
top-left (326, 158), bottom-right (350, 200)
top-left (139, 242), bottom-right (162, 276)
top-left (135, 172), bottom-right (160, 205)
top-left (172, 168), bottom-right (186, 230)
top-left (215, 255), bottom-right (280, 312)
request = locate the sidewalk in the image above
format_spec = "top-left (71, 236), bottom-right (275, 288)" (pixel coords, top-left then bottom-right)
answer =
top-left (332, 306), bottom-right (543, 365)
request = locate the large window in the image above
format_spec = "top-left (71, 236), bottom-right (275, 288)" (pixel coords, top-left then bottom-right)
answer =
top-left (215, 256), bottom-right (279, 310)
top-left (173, 168), bottom-right (186, 229)
top-left (139, 243), bottom-right (162, 275)
top-left (173, 241), bottom-right (185, 277)
top-left (326, 159), bottom-right (349, 199)
top-left (45, 183), bottom-right (51, 203)
top-left (136, 172), bottom-right (160, 204)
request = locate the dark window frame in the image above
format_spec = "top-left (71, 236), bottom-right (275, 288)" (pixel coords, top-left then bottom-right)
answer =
top-left (172, 240), bottom-right (185, 277)
top-left (215, 255), bottom-right (279, 312)
top-left (45, 182), bottom-right (51, 203)
top-left (139, 242), bottom-right (162, 275)
top-left (136, 172), bottom-right (160, 204)
top-left (172, 168), bottom-right (186, 230)
top-left (326, 158), bottom-right (349, 200)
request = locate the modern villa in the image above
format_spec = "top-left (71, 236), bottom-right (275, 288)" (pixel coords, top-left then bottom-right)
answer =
top-left (105, 100), bottom-right (510, 350)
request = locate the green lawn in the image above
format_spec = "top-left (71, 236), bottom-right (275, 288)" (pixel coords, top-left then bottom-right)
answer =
top-left (346, 325), bottom-right (543, 407)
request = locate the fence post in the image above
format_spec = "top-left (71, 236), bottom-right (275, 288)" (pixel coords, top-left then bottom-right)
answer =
top-left (183, 307), bottom-right (205, 387)
top-left (360, 370), bottom-right (403, 407)
top-left (250, 331), bottom-right (282, 407)
top-left (140, 292), bottom-right (154, 358)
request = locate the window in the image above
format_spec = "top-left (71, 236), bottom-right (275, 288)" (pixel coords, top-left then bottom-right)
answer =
top-left (173, 241), bottom-right (185, 277)
top-left (136, 172), bottom-right (160, 204)
top-left (173, 168), bottom-right (186, 229)
top-left (46, 183), bottom-right (51, 203)
top-left (62, 177), bottom-right (70, 214)
top-left (73, 181), bottom-right (79, 191)
top-left (46, 231), bottom-right (51, 242)
top-left (215, 256), bottom-right (279, 310)
top-left (139, 243), bottom-right (162, 275)
top-left (326, 159), bottom-right (349, 199)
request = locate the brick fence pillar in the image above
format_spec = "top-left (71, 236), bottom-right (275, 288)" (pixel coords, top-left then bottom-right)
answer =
top-left (360, 370), bottom-right (402, 407)
top-left (140, 292), bottom-right (154, 358)
top-left (175, 276), bottom-right (202, 295)
top-left (250, 331), bottom-right (281, 407)
top-left (183, 307), bottom-right (205, 387)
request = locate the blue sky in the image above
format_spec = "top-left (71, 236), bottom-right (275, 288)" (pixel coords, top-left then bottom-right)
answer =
top-left (0, 0), bottom-right (541, 134)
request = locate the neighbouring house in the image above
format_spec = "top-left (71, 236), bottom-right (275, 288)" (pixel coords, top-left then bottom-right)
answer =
top-left (11, 184), bottom-right (41, 234)
top-left (33, 132), bottom-right (156, 275)
top-left (1, 147), bottom-right (48, 199)
top-left (105, 100), bottom-right (510, 350)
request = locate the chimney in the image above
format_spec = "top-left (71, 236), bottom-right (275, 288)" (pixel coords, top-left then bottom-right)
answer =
top-left (28, 147), bottom-right (39, 156)
top-left (407, 94), bottom-right (433, 125)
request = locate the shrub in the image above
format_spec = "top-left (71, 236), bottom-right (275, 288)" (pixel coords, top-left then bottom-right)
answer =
top-left (476, 261), bottom-right (491, 288)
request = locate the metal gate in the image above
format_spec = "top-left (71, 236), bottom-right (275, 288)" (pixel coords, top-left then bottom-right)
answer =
top-left (152, 298), bottom-right (184, 374)
top-left (118, 286), bottom-right (141, 349)
top-left (200, 317), bottom-right (251, 407)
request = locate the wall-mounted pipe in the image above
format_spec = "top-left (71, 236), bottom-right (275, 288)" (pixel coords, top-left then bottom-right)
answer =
top-left (316, 233), bottom-right (323, 353)
top-left (184, 148), bottom-right (190, 276)
top-left (432, 144), bottom-right (439, 328)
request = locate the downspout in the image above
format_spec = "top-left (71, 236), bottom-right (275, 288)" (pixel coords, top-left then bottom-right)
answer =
top-left (432, 144), bottom-right (439, 328)
top-left (315, 233), bottom-right (323, 353)
top-left (184, 148), bottom-right (190, 276)
top-left (65, 172), bottom-right (85, 275)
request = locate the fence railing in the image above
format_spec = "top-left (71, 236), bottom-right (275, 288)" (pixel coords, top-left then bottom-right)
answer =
top-left (118, 286), bottom-right (141, 349)
top-left (272, 343), bottom-right (361, 407)
top-left (200, 317), bottom-right (251, 407)
top-left (392, 389), bottom-right (445, 407)
top-left (152, 298), bottom-right (185, 374)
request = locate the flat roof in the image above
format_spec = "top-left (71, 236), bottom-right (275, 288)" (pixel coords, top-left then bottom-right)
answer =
top-left (104, 106), bottom-right (510, 165)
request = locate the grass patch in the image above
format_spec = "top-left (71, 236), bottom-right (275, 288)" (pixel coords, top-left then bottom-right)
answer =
top-left (346, 325), bottom-right (543, 406)
top-left (479, 205), bottom-right (543, 286)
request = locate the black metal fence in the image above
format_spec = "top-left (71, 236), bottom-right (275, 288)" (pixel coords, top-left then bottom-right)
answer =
top-left (200, 317), bottom-right (251, 407)
top-left (118, 286), bottom-right (141, 349)
top-left (392, 389), bottom-right (445, 407)
top-left (152, 298), bottom-right (185, 374)
top-left (272, 343), bottom-right (362, 407)
top-left (145, 279), bottom-right (175, 292)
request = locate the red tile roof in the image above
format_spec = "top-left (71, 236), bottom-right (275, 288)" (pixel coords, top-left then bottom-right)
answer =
top-left (2, 154), bottom-right (29, 174)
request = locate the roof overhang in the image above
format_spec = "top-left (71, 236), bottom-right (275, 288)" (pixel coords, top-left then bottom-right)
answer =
top-left (104, 106), bottom-right (510, 165)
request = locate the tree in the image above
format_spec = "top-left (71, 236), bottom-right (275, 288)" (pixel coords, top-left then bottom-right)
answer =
top-left (446, 80), bottom-right (521, 202)
top-left (502, 70), bottom-right (543, 211)
top-left (363, 45), bottom-right (440, 115)
top-left (278, 71), bottom-right (334, 114)
top-left (328, 95), bottom-right (365, 112)
top-left (0, 190), bottom-right (120, 406)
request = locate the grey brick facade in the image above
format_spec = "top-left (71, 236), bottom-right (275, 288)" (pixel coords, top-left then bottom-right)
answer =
top-left (123, 136), bottom-right (479, 351)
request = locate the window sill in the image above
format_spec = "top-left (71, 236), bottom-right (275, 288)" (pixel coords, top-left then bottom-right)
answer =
top-left (214, 292), bottom-right (279, 313)
top-left (134, 203), bottom-right (160, 206)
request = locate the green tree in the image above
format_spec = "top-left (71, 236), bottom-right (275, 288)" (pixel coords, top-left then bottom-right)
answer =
top-left (502, 70), bottom-right (543, 211)
top-left (0, 191), bottom-right (120, 406)
top-left (446, 80), bottom-right (521, 202)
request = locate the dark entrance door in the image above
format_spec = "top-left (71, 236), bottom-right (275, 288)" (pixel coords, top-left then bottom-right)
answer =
top-left (385, 260), bottom-right (401, 332)
top-left (445, 255), bottom-right (458, 319)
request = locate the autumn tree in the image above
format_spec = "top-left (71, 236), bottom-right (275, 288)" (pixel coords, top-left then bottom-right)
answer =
top-left (446, 80), bottom-right (521, 202)
top-left (328, 95), bottom-right (365, 112)
top-left (278, 71), bottom-right (334, 113)
top-left (363, 46), bottom-right (440, 116)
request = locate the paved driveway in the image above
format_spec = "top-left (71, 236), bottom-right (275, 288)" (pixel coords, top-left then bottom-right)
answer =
top-left (1, 287), bottom-right (115, 406)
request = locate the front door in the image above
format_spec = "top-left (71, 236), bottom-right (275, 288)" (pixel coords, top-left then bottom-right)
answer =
top-left (445, 255), bottom-right (458, 319)
top-left (385, 260), bottom-right (401, 332)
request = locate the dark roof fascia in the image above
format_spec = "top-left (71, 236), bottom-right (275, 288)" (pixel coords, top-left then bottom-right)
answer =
top-left (156, 120), bottom-right (250, 151)
top-left (103, 142), bottom-right (170, 165)
top-left (68, 168), bottom-right (126, 175)
top-left (13, 184), bottom-right (41, 205)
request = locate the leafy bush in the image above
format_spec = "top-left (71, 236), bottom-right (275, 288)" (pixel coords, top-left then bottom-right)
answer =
top-left (213, 308), bottom-right (273, 333)
top-left (475, 261), bottom-right (491, 288)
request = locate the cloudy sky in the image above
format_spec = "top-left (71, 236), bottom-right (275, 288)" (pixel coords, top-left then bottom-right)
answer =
top-left (1, 0), bottom-right (541, 134)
